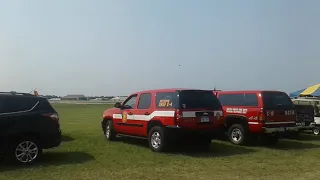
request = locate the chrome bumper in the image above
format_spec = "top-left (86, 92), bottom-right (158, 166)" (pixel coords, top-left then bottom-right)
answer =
top-left (263, 126), bottom-right (299, 134)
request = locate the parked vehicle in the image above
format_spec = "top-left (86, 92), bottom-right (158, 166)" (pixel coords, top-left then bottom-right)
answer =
top-left (214, 90), bottom-right (298, 145)
top-left (314, 117), bottom-right (320, 135)
top-left (101, 88), bottom-right (224, 152)
top-left (0, 92), bottom-right (61, 164)
top-left (292, 98), bottom-right (320, 135)
top-left (292, 104), bottom-right (315, 134)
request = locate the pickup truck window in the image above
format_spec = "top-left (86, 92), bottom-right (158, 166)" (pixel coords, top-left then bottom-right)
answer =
top-left (218, 93), bottom-right (258, 107)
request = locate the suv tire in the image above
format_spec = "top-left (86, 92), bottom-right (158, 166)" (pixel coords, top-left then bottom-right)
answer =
top-left (105, 120), bottom-right (117, 141)
top-left (228, 124), bottom-right (248, 145)
top-left (10, 137), bottom-right (43, 164)
top-left (148, 126), bottom-right (167, 152)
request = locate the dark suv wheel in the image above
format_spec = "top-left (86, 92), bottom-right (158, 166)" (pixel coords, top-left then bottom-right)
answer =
top-left (10, 137), bottom-right (43, 164)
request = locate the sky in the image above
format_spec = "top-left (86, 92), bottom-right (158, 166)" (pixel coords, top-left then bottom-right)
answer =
top-left (0, 0), bottom-right (320, 96)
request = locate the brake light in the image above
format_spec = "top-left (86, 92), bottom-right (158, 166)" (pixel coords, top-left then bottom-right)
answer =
top-left (43, 113), bottom-right (59, 121)
top-left (258, 108), bottom-right (265, 122)
top-left (174, 109), bottom-right (182, 125)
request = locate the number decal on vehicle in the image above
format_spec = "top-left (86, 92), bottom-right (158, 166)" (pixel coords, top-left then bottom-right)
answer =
top-left (158, 100), bottom-right (173, 107)
top-left (266, 111), bottom-right (274, 116)
top-left (248, 116), bottom-right (258, 120)
top-left (285, 110), bottom-right (295, 115)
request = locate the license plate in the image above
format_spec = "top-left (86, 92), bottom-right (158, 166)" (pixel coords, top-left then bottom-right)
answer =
top-left (201, 116), bottom-right (209, 122)
top-left (279, 127), bottom-right (285, 132)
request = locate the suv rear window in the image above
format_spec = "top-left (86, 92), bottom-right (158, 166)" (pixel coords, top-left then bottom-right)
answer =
top-left (262, 92), bottom-right (294, 109)
top-left (178, 90), bottom-right (222, 109)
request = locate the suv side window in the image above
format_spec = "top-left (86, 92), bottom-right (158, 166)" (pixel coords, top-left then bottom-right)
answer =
top-left (122, 95), bottom-right (138, 109)
top-left (3, 96), bottom-right (39, 113)
top-left (137, 93), bottom-right (152, 109)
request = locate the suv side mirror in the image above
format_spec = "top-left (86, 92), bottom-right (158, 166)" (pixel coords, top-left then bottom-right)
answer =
top-left (114, 102), bottom-right (122, 108)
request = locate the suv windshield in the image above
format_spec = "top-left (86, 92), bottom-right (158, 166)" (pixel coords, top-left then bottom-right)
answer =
top-left (262, 91), bottom-right (294, 109)
top-left (178, 90), bottom-right (222, 109)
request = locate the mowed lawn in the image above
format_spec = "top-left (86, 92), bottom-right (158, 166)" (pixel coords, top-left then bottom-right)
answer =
top-left (1, 104), bottom-right (320, 180)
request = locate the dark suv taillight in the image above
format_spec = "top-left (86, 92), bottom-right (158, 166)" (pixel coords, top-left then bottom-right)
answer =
top-left (43, 113), bottom-right (59, 122)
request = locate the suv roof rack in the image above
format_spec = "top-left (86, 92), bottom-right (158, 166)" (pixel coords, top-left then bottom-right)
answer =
top-left (0, 91), bottom-right (34, 96)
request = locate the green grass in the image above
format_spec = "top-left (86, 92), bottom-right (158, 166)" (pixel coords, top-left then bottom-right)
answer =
top-left (1, 104), bottom-right (320, 180)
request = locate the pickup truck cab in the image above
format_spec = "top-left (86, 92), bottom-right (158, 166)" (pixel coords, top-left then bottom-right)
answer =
top-left (102, 88), bottom-right (224, 152)
top-left (214, 90), bottom-right (298, 145)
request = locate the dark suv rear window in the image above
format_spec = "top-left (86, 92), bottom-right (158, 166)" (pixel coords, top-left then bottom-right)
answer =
top-left (178, 90), bottom-right (222, 109)
top-left (262, 92), bottom-right (294, 109)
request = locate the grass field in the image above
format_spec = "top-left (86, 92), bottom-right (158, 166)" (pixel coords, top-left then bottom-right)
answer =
top-left (1, 104), bottom-right (320, 180)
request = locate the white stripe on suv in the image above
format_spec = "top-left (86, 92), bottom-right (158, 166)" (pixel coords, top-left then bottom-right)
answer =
top-left (113, 110), bottom-right (223, 121)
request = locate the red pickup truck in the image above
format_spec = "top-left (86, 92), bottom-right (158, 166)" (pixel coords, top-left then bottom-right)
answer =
top-left (214, 90), bottom-right (298, 145)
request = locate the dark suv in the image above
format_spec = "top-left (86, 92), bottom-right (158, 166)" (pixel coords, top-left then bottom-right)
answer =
top-left (0, 92), bottom-right (61, 164)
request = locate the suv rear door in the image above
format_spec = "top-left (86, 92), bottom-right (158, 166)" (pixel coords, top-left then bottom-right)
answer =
top-left (261, 91), bottom-right (296, 125)
top-left (176, 90), bottom-right (223, 129)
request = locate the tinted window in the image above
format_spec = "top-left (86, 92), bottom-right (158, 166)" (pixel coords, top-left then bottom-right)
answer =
top-left (156, 92), bottom-right (177, 108)
top-left (243, 94), bottom-right (258, 106)
top-left (262, 92), bottom-right (294, 109)
top-left (36, 98), bottom-right (56, 112)
top-left (218, 93), bottom-right (258, 107)
top-left (1, 96), bottom-right (39, 113)
top-left (179, 90), bottom-right (222, 109)
top-left (122, 95), bottom-right (137, 109)
top-left (137, 93), bottom-right (152, 109)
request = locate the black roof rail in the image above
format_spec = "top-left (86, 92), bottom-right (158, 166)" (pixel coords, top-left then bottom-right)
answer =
top-left (0, 91), bottom-right (34, 96)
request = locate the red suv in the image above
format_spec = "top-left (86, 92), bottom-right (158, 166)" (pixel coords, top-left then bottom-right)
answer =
top-left (102, 88), bottom-right (224, 152)
top-left (214, 90), bottom-right (298, 145)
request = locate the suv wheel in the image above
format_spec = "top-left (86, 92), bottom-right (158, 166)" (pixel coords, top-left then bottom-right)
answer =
top-left (105, 120), bottom-right (116, 141)
top-left (148, 126), bottom-right (167, 152)
top-left (313, 127), bottom-right (319, 135)
top-left (228, 124), bottom-right (247, 145)
top-left (11, 138), bottom-right (42, 164)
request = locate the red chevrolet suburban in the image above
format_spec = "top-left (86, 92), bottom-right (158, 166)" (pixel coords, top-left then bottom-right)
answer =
top-left (102, 88), bottom-right (224, 152)
top-left (214, 90), bottom-right (298, 145)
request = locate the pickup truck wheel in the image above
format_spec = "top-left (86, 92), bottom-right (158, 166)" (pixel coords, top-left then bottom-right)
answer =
top-left (10, 138), bottom-right (42, 164)
top-left (313, 127), bottom-right (319, 135)
top-left (148, 126), bottom-right (167, 152)
top-left (105, 120), bottom-right (116, 141)
top-left (228, 124), bottom-right (247, 145)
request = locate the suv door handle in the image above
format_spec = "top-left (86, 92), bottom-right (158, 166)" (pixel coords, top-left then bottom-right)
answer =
top-left (144, 112), bottom-right (150, 115)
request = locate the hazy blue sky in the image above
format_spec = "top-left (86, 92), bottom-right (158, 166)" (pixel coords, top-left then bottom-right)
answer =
top-left (0, 0), bottom-right (319, 96)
